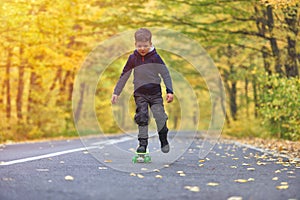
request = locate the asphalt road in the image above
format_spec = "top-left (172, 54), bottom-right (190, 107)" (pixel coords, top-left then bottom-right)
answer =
top-left (0, 133), bottom-right (299, 200)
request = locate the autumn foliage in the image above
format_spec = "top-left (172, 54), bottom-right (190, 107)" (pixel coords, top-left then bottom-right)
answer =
top-left (0, 0), bottom-right (299, 142)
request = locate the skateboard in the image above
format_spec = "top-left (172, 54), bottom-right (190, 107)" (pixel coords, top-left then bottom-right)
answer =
top-left (132, 151), bottom-right (151, 163)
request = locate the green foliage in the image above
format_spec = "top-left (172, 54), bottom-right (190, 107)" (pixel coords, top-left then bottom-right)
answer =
top-left (258, 74), bottom-right (300, 140)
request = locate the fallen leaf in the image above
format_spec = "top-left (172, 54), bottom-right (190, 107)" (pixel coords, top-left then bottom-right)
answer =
top-left (199, 160), bottom-right (205, 163)
top-left (247, 168), bottom-right (256, 171)
top-left (60, 161), bottom-right (65, 164)
top-left (180, 173), bottom-right (186, 177)
top-left (137, 174), bottom-right (144, 179)
top-left (207, 182), bottom-right (219, 186)
top-left (248, 178), bottom-right (255, 182)
top-left (83, 151), bottom-right (89, 154)
top-left (227, 196), bottom-right (243, 200)
top-left (232, 158), bottom-right (239, 160)
top-left (275, 170), bottom-right (281, 174)
top-left (164, 165), bottom-right (170, 168)
top-left (198, 164), bottom-right (204, 167)
top-left (234, 179), bottom-right (248, 183)
top-left (141, 168), bottom-right (148, 171)
top-left (130, 173), bottom-right (136, 176)
top-left (155, 175), bottom-right (163, 179)
top-left (177, 171), bottom-right (184, 174)
top-left (242, 163), bottom-right (251, 166)
top-left (104, 160), bottom-right (112, 163)
top-left (64, 175), bottom-right (74, 181)
top-left (276, 185), bottom-right (289, 190)
top-left (153, 169), bottom-right (160, 172)
top-left (230, 166), bottom-right (238, 169)
top-left (281, 182), bottom-right (288, 185)
top-left (257, 161), bottom-right (266, 166)
top-left (272, 177), bottom-right (279, 181)
top-left (184, 186), bottom-right (200, 192)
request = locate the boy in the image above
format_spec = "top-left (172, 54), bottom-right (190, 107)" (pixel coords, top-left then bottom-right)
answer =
top-left (111, 28), bottom-right (174, 153)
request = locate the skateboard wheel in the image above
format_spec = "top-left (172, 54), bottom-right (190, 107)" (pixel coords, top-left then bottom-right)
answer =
top-left (132, 156), bottom-right (138, 163)
top-left (144, 156), bottom-right (151, 163)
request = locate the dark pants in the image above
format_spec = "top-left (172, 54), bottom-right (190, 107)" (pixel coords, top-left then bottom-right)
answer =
top-left (134, 93), bottom-right (168, 139)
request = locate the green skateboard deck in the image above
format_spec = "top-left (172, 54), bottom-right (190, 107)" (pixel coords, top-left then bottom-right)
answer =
top-left (132, 151), bottom-right (151, 163)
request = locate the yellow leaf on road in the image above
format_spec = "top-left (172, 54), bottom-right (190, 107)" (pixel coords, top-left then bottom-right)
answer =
top-left (155, 175), bottom-right (163, 179)
top-left (207, 182), bottom-right (219, 186)
top-left (234, 179), bottom-right (248, 183)
top-left (184, 186), bottom-right (200, 192)
top-left (227, 196), bottom-right (243, 200)
top-left (64, 175), bottom-right (74, 181)
top-left (276, 185), bottom-right (289, 190)
top-left (137, 174), bottom-right (144, 179)
top-left (130, 173), bottom-right (136, 176)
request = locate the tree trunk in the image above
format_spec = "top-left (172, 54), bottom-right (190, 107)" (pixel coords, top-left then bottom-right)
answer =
top-left (229, 81), bottom-right (237, 121)
top-left (252, 78), bottom-right (258, 118)
top-left (262, 46), bottom-right (272, 75)
top-left (245, 77), bottom-right (249, 117)
top-left (17, 45), bottom-right (25, 121)
top-left (5, 49), bottom-right (12, 121)
top-left (74, 82), bottom-right (85, 123)
top-left (284, 6), bottom-right (299, 78)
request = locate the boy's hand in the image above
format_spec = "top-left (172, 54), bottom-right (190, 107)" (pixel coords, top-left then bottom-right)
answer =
top-left (166, 93), bottom-right (173, 103)
top-left (111, 94), bottom-right (119, 104)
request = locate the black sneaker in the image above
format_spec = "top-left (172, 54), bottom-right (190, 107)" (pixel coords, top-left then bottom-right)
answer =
top-left (159, 126), bottom-right (169, 153)
top-left (137, 138), bottom-right (148, 153)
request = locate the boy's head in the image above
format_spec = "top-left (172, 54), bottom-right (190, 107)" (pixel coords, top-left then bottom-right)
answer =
top-left (135, 28), bottom-right (152, 56)
top-left (135, 28), bottom-right (152, 42)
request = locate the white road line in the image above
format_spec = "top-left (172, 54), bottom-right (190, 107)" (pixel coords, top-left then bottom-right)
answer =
top-left (0, 136), bottom-right (135, 166)
top-left (0, 146), bottom-right (98, 166)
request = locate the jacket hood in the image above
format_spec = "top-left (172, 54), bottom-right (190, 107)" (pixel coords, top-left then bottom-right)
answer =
top-left (134, 47), bottom-right (156, 58)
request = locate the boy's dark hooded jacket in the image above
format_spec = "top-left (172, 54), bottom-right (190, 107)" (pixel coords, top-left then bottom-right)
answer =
top-left (113, 48), bottom-right (173, 96)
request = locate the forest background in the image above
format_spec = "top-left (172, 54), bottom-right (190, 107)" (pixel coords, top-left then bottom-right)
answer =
top-left (0, 0), bottom-right (299, 143)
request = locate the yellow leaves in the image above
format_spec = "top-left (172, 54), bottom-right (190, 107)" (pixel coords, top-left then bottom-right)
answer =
top-left (207, 182), bottom-right (219, 187)
top-left (234, 179), bottom-right (248, 183)
top-left (256, 161), bottom-right (267, 166)
top-left (227, 197), bottom-right (243, 200)
top-left (129, 173), bottom-right (144, 178)
top-left (137, 174), bottom-right (144, 179)
top-left (104, 160), bottom-right (112, 163)
top-left (276, 185), bottom-right (289, 190)
top-left (234, 178), bottom-right (255, 183)
top-left (130, 173), bottom-right (136, 176)
top-left (177, 171), bottom-right (186, 177)
top-left (155, 175), bottom-right (163, 179)
top-left (276, 182), bottom-right (289, 190)
top-left (184, 186), bottom-right (200, 192)
top-left (64, 175), bottom-right (74, 181)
